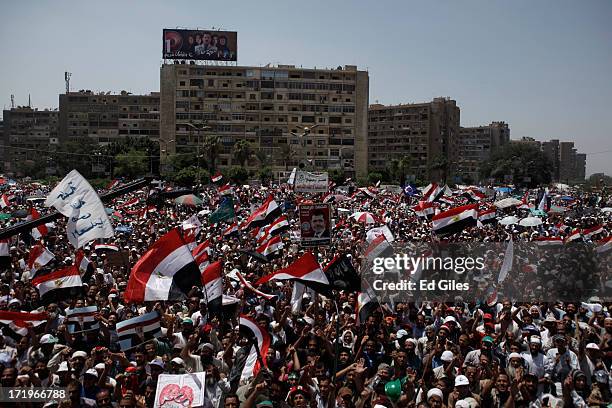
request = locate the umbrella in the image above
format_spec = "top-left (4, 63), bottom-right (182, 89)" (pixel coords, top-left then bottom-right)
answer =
top-left (175, 194), bottom-right (203, 206)
top-left (499, 216), bottom-right (519, 226)
top-left (11, 209), bottom-right (29, 219)
top-left (601, 207), bottom-right (612, 213)
top-left (519, 217), bottom-right (543, 227)
top-left (0, 213), bottom-right (11, 220)
top-left (529, 209), bottom-right (548, 217)
top-left (560, 196), bottom-right (574, 201)
top-left (554, 183), bottom-right (571, 191)
top-left (494, 187), bottom-right (513, 193)
top-left (105, 208), bottom-right (114, 215)
top-left (337, 208), bottom-right (351, 213)
top-left (548, 205), bottom-right (567, 214)
top-left (494, 197), bottom-right (522, 209)
top-left (351, 212), bottom-right (382, 224)
top-left (197, 209), bottom-right (212, 216)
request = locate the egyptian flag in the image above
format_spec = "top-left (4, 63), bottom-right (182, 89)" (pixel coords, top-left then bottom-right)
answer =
top-left (300, 253), bottom-right (360, 296)
top-left (123, 228), bottom-right (201, 303)
top-left (478, 207), bottom-right (497, 224)
top-left (357, 187), bottom-right (377, 199)
top-left (65, 306), bottom-right (99, 333)
top-left (192, 240), bottom-right (212, 259)
top-left (583, 225), bottom-right (605, 240)
top-left (0, 194), bottom-right (12, 209)
top-left (116, 311), bottom-right (162, 351)
top-left (596, 236), bottom-right (612, 254)
top-left (238, 249), bottom-right (271, 264)
top-left (27, 207), bottom-right (49, 240)
top-left (194, 250), bottom-right (210, 272)
top-left (75, 250), bottom-right (95, 281)
top-left (464, 189), bottom-right (485, 202)
top-left (356, 290), bottom-right (379, 324)
top-left (364, 234), bottom-right (394, 261)
top-left (107, 179), bottom-right (121, 190)
top-left (201, 261), bottom-right (223, 316)
top-left (218, 184), bottom-right (234, 196)
top-left (242, 195), bottom-right (281, 230)
top-left (257, 216), bottom-right (290, 243)
top-left (238, 315), bottom-right (271, 381)
top-left (432, 204), bottom-right (479, 236)
top-left (32, 265), bottom-right (82, 303)
top-left (0, 311), bottom-right (47, 340)
top-left (422, 183), bottom-right (443, 203)
top-left (519, 191), bottom-right (530, 209)
top-left (412, 201), bottom-right (436, 218)
top-left (256, 236), bottom-right (284, 260)
top-left (565, 229), bottom-right (582, 243)
top-left (94, 243), bottom-right (119, 252)
top-left (235, 271), bottom-right (277, 300)
top-left (534, 236), bottom-right (564, 247)
top-left (28, 244), bottom-right (55, 275)
top-left (211, 172), bottom-right (223, 183)
top-left (256, 252), bottom-right (328, 286)
top-left (223, 222), bottom-right (239, 237)
top-left (118, 198), bottom-right (139, 209)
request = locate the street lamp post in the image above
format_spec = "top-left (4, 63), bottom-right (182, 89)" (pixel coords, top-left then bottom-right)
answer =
top-left (186, 122), bottom-right (212, 186)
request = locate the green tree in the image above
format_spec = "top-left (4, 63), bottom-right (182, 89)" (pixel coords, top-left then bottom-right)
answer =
top-left (232, 139), bottom-right (252, 167)
top-left (204, 135), bottom-right (222, 173)
top-left (227, 166), bottom-right (249, 184)
top-left (254, 150), bottom-right (269, 167)
top-left (429, 155), bottom-right (448, 182)
top-left (258, 166), bottom-right (273, 185)
top-left (172, 167), bottom-right (210, 187)
top-left (479, 143), bottom-right (552, 188)
top-left (329, 168), bottom-right (346, 185)
top-left (386, 159), bottom-right (400, 183)
top-left (367, 172), bottom-right (383, 185)
top-left (397, 156), bottom-right (412, 185)
top-left (53, 139), bottom-right (100, 178)
top-left (114, 149), bottom-right (148, 179)
top-left (276, 144), bottom-right (296, 171)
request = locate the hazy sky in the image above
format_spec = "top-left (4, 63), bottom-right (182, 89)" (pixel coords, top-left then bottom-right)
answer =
top-left (1, 0), bottom-right (611, 175)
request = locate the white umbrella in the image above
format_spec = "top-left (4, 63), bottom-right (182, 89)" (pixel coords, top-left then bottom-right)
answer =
top-left (554, 183), bottom-right (571, 192)
top-left (337, 208), bottom-right (351, 213)
top-left (197, 209), bottom-right (211, 216)
top-left (351, 211), bottom-right (382, 224)
top-left (601, 207), bottom-right (612, 213)
top-left (494, 197), bottom-right (522, 209)
top-left (519, 217), bottom-right (543, 227)
top-left (499, 216), bottom-right (519, 226)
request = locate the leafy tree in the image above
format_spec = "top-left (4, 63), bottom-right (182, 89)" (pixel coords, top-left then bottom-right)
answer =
top-left (203, 135), bottom-right (221, 173)
top-left (172, 166), bottom-right (210, 187)
top-left (258, 166), bottom-right (273, 185)
top-left (170, 152), bottom-right (199, 173)
top-left (328, 168), bottom-right (346, 185)
top-left (254, 150), bottom-right (269, 167)
top-left (429, 154), bottom-right (448, 182)
top-left (100, 136), bottom-right (159, 176)
top-left (367, 172), bottom-right (383, 185)
top-left (227, 166), bottom-right (249, 184)
top-left (113, 149), bottom-right (148, 179)
top-left (386, 159), bottom-right (399, 183)
top-left (232, 139), bottom-right (252, 167)
top-left (276, 144), bottom-right (296, 171)
top-left (53, 139), bottom-right (101, 178)
top-left (479, 143), bottom-right (552, 188)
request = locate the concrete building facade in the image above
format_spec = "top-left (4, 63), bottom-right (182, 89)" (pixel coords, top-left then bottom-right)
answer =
top-left (368, 98), bottom-right (460, 182)
top-left (59, 90), bottom-right (160, 145)
top-left (456, 122), bottom-right (510, 182)
top-left (159, 63), bottom-right (369, 179)
top-left (1, 107), bottom-right (59, 176)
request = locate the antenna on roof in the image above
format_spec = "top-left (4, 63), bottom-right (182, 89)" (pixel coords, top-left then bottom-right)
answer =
top-left (65, 72), bottom-right (72, 94)
top-left (10, 95), bottom-right (14, 109)
top-left (28, 94), bottom-right (31, 107)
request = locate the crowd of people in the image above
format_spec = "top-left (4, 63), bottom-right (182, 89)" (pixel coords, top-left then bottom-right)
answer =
top-left (0, 175), bottom-right (610, 408)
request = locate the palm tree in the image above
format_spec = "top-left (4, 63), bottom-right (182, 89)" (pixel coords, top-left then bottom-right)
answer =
top-left (203, 135), bottom-right (221, 173)
top-left (254, 149), bottom-right (269, 167)
top-left (233, 139), bottom-right (252, 167)
top-left (276, 144), bottom-right (296, 171)
top-left (386, 159), bottom-right (399, 183)
top-left (397, 156), bottom-right (412, 185)
top-left (429, 154), bottom-right (448, 182)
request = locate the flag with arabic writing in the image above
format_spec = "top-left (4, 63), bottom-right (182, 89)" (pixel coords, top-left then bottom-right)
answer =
top-left (45, 170), bottom-right (114, 248)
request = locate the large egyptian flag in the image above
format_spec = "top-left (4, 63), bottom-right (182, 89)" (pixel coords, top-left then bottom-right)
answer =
top-left (238, 315), bottom-right (271, 381)
top-left (478, 207), bottom-right (497, 224)
top-left (463, 189), bottom-right (485, 202)
top-left (293, 253), bottom-right (361, 296)
top-left (192, 240), bottom-right (211, 259)
top-left (201, 261), bottom-right (223, 316)
top-left (32, 265), bottom-right (83, 303)
top-left (257, 216), bottom-right (290, 243)
top-left (565, 229), bottom-right (582, 243)
top-left (116, 311), bottom-right (162, 351)
top-left (65, 306), bottom-right (99, 333)
top-left (0, 311), bottom-right (47, 340)
top-left (534, 236), bottom-right (564, 247)
top-left (124, 228), bottom-right (201, 303)
top-left (432, 204), bottom-right (479, 236)
top-left (255, 252), bottom-right (329, 288)
top-left (583, 225), bottom-right (605, 240)
top-left (28, 244), bottom-right (55, 276)
top-left (242, 195), bottom-right (281, 230)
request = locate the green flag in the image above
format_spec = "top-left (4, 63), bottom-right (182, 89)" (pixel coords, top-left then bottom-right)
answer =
top-left (210, 196), bottom-right (235, 224)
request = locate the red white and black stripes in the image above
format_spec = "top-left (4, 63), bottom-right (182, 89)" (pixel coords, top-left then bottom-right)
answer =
top-left (239, 315), bottom-right (271, 381)
top-left (116, 311), bottom-right (162, 351)
top-left (432, 204), bottom-right (479, 236)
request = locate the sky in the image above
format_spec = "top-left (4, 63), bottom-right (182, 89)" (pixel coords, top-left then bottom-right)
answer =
top-left (1, 0), bottom-right (611, 176)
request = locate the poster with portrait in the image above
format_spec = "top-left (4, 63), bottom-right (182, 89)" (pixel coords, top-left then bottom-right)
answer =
top-left (163, 29), bottom-right (237, 61)
top-left (299, 203), bottom-right (332, 247)
top-left (154, 373), bottom-right (206, 408)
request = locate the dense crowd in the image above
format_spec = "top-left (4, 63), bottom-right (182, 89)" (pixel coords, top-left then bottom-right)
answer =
top-left (0, 176), bottom-right (610, 408)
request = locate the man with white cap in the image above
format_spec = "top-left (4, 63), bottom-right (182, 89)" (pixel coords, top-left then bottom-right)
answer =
top-left (448, 375), bottom-right (481, 407)
top-left (521, 336), bottom-right (546, 380)
top-left (432, 350), bottom-right (458, 380)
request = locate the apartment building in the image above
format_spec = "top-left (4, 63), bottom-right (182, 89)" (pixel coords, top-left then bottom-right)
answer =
top-left (159, 63), bottom-right (369, 179)
top-left (456, 122), bottom-right (510, 182)
top-left (1, 107), bottom-right (59, 176)
top-left (368, 98), bottom-right (460, 181)
top-left (58, 90), bottom-right (160, 145)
